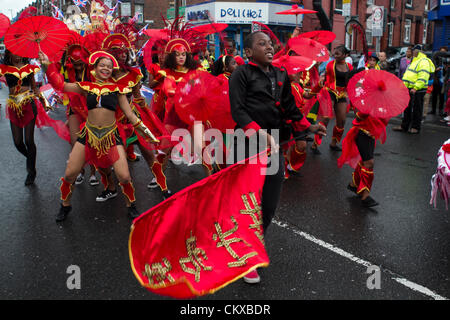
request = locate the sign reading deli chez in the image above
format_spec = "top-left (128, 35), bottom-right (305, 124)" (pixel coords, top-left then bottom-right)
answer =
top-left (185, 1), bottom-right (299, 26)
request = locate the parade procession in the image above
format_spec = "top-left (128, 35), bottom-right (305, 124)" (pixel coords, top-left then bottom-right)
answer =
top-left (1, 0), bottom-right (450, 304)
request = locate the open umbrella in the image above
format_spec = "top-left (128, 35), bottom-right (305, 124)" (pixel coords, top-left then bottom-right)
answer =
top-left (4, 16), bottom-right (70, 59)
top-left (287, 37), bottom-right (329, 62)
top-left (174, 71), bottom-right (235, 131)
top-left (347, 69), bottom-right (410, 119)
top-left (276, 5), bottom-right (317, 27)
top-left (191, 23), bottom-right (228, 35)
top-left (272, 55), bottom-right (315, 75)
top-left (298, 30), bottom-right (336, 45)
top-left (0, 13), bottom-right (10, 39)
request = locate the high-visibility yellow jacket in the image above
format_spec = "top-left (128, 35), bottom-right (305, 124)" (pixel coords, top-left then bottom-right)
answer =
top-left (402, 51), bottom-right (435, 91)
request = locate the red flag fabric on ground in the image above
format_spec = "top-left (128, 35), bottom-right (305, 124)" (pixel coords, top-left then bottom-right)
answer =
top-left (129, 152), bottom-right (270, 298)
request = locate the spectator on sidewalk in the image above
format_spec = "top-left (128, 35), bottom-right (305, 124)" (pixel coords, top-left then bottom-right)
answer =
top-left (430, 46), bottom-right (448, 116)
top-left (398, 46), bottom-right (413, 79)
top-left (378, 51), bottom-right (389, 71)
top-left (393, 45), bottom-right (435, 134)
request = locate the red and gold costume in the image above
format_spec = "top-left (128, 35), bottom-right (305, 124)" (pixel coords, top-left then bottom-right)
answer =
top-left (0, 64), bottom-right (69, 140)
top-left (337, 112), bottom-right (388, 194)
top-left (324, 60), bottom-right (353, 144)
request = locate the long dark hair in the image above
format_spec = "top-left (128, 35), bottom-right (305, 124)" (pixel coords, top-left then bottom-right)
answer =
top-left (163, 51), bottom-right (198, 70)
top-left (3, 50), bottom-right (29, 66)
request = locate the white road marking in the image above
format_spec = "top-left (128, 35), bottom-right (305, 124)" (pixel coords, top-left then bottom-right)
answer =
top-left (272, 219), bottom-right (448, 300)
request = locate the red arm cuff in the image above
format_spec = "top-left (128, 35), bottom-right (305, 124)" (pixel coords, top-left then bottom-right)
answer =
top-left (292, 116), bottom-right (311, 132)
top-left (243, 121), bottom-right (261, 138)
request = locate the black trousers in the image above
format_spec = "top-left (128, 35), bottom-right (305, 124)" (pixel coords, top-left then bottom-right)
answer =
top-left (401, 90), bottom-right (426, 131)
top-left (231, 134), bottom-right (285, 234)
top-left (431, 82), bottom-right (444, 113)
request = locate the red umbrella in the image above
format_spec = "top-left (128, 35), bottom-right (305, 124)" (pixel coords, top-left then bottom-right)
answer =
top-left (0, 13), bottom-right (10, 39)
top-left (276, 5), bottom-right (317, 26)
top-left (272, 55), bottom-right (315, 75)
top-left (191, 23), bottom-right (228, 35)
top-left (175, 71), bottom-right (235, 131)
top-left (143, 29), bottom-right (170, 39)
top-left (347, 69), bottom-right (410, 119)
top-left (298, 30), bottom-right (336, 45)
top-left (287, 37), bottom-right (329, 62)
top-left (4, 16), bottom-right (70, 59)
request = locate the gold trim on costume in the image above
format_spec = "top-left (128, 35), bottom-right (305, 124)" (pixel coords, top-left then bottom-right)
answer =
top-left (78, 120), bottom-right (118, 157)
top-left (6, 91), bottom-right (36, 117)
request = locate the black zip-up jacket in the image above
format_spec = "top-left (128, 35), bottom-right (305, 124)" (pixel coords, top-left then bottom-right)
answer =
top-left (229, 62), bottom-right (311, 140)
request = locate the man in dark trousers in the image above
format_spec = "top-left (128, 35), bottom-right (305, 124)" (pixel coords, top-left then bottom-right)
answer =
top-left (229, 31), bottom-right (326, 284)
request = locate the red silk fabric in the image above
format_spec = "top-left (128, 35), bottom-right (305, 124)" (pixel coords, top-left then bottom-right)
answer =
top-left (129, 153), bottom-right (270, 298)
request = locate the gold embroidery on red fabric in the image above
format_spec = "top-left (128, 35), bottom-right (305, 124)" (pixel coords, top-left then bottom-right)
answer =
top-left (240, 193), bottom-right (265, 245)
top-left (143, 258), bottom-right (175, 286)
top-left (179, 231), bottom-right (212, 282)
top-left (213, 216), bottom-right (258, 268)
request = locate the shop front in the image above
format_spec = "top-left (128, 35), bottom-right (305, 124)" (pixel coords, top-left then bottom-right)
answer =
top-left (185, 1), bottom-right (300, 59)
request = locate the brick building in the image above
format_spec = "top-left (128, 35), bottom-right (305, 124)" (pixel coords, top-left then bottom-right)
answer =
top-left (19, 0), bottom-right (434, 55)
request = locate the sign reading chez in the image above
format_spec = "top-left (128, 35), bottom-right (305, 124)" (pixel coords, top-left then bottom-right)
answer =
top-left (215, 2), bottom-right (268, 24)
top-left (185, 1), bottom-right (297, 26)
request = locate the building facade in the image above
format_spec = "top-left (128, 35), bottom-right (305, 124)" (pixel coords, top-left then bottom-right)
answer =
top-left (428, 0), bottom-right (450, 51)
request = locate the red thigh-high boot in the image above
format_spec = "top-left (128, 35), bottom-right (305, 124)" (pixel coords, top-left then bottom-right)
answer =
top-left (357, 164), bottom-right (374, 195)
top-left (57, 177), bottom-right (73, 222)
top-left (289, 145), bottom-right (307, 172)
top-left (120, 181), bottom-right (141, 219)
top-left (151, 153), bottom-right (168, 192)
top-left (60, 177), bottom-right (74, 202)
top-left (332, 125), bottom-right (345, 144)
top-left (126, 144), bottom-right (138, 161)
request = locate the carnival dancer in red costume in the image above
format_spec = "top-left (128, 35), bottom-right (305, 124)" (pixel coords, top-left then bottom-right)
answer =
top-left (150, 36), bottom-right (209, 199)
top-left (283, 71), bottom-right (309, 179)
top-left (338, 69), bottom-right (410, 207)
top-left (102, 33), bottom-right (171, 199)
top-left (311, 45), bottom-right (353, 154)
top-left (0, 50), bottom-right (69, 185)
top-left (39, 50), bottom-right (159, 222)
top-left (47, 39), bottom-right (99, 186)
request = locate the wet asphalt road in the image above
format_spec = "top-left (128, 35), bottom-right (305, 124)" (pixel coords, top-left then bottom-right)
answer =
top-left (0, 87), bottom-right (449, 301)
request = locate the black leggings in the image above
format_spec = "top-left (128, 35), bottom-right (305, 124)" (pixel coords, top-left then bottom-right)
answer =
top-left (10, 102), bottom-right (37, 174)
top-left (355, 130), bottom-right (375, 161)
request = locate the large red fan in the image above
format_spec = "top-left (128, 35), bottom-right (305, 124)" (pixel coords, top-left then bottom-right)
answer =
top-left (273, 55), bottom-right (315, 75)
top-left (287, 37), bottom-right (329, 62)
top-left (347, 69), bottom-right (410, 119)
top-left (4, 16), bottom-right (70, 59)
top-left (276, 5), bottom-right (317, 26)
top-left (298, 30), bottom-right (336, 45)
top-left (0, 13), bottom-right (10, 39)
top-left (174, 71), bottom-right (235, 131)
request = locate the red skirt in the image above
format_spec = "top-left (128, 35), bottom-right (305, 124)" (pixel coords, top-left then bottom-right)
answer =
top-left (6, 94), bottom-right (70, 142)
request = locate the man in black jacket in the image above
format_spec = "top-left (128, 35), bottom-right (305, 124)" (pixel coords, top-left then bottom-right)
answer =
top-left (229, 31), bottom-right (326, 284)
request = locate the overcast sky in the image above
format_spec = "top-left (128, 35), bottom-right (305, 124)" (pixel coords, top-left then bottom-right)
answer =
top-left (0, 0), bottom-right (35, 19)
